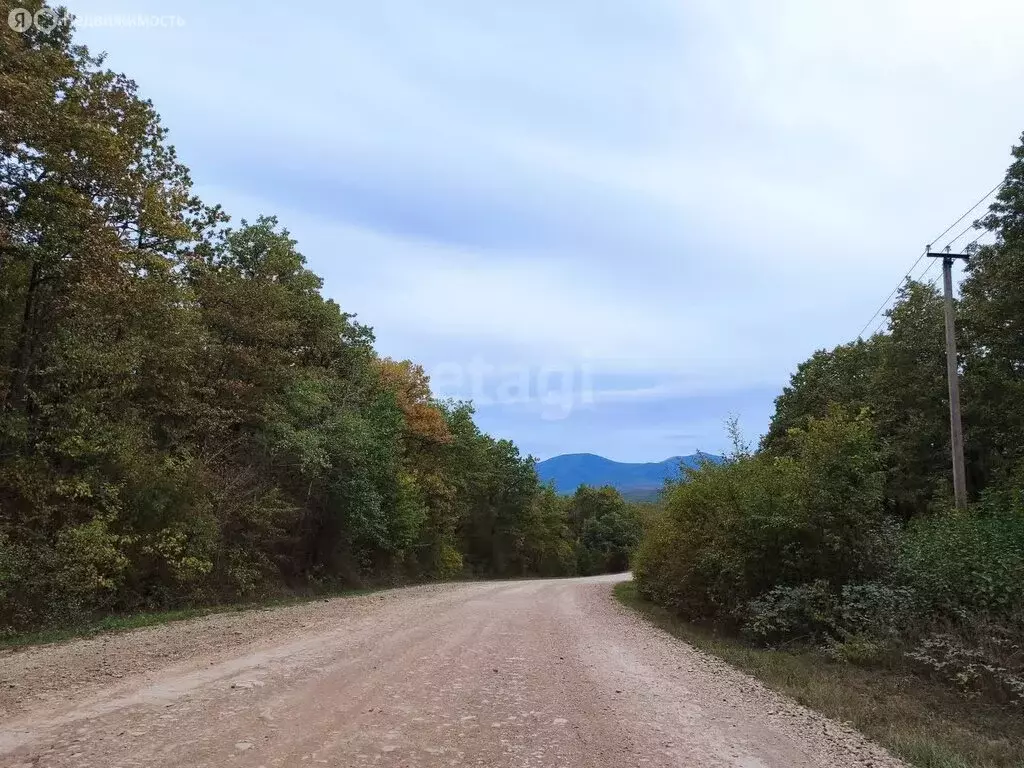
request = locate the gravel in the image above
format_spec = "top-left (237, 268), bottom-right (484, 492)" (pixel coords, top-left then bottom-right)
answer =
top-left (0, 575), bottom-right (906, 767)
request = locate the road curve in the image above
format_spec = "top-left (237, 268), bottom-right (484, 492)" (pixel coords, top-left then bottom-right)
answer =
top-left (0, 575), bottom-right (903, 767)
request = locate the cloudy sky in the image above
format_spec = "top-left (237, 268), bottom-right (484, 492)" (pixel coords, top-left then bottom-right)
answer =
top-left (65, 0), bottom-right (1024, 460)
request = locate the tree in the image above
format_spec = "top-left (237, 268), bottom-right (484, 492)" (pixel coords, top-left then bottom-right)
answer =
top-left (0, 9), bottom-right (591, 631)
top-left (872, 281), bottom-right (951, 516)
top-left (764, 280), bottom-right (952, 518)
top-left (763, 338), bottom-right (880, 454)
top-left (0, 5), bottom-right (223, 623)
top-left (566, 486), bottom-right (641, 575)
top-left (960, 132), bottom-right (1024, 490)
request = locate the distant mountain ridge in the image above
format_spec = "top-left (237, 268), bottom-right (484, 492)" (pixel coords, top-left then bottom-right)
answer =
top-left (535, 452), bottom-right (723, 497)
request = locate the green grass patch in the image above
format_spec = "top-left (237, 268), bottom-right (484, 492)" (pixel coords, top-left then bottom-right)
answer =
top-left (0, 586), bottom-right (385, 651)
top-left (614, 581), bottom-right (1024, 768)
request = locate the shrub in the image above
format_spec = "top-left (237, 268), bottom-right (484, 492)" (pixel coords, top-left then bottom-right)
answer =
top-left (633, 513), bottom-right (694, 611)
top-left (577, 507), bottom-right (641, 575)
top-left (838, 582), bottom-right (918, 641)
top-left (435, 543), bottom-right (465, 580)
top-left (895, 490), bottom-right (1024, 703)
top-left (634, 410), bottom-right (889, 627)
top-left (907, 627), bottom-right (1024, 704)
top-left (899, 500), bottom-right (1024, 624)
top-left (55, 517), bottom-right (131, 605)
top-left (743, 580), bottom-right (917, 649)
top-left (745, 580), bottom-right (838, 645)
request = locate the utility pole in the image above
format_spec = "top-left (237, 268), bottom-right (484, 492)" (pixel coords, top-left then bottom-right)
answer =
top-left (926, 247), bottom-right (969, 511)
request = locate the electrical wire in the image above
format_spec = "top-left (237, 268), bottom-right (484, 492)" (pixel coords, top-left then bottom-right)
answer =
top-left (856, 180), bottom-right (1003, 338)
top-left (964, 228), bottom-right (991, 251)
top-left (856, 250), bottom-right (929, 338)
top-left (927, 181), bottom-right (1003, 249)
top-left (941, 220), bottom-right (980, 251)
top-left (917, 258), bottom-right (940, 283)
top-left (861, 255), bottom-right (940, 338)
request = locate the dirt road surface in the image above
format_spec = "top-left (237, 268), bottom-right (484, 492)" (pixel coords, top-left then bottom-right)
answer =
top-left (0, 575), bottom-right (904, 768)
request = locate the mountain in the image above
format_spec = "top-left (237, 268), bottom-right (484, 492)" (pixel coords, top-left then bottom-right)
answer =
top-left (535, 453), bottom-right (723, 497)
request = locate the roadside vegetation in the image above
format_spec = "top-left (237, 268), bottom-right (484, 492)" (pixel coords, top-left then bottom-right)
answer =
top-left (628, 135), bottom-right (1024, 767)
top-left (0, 8), bottom-right (644, 637)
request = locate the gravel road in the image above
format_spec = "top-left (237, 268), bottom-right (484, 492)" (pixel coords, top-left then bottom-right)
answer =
top-left (0, 574), bottom-right (905, 768)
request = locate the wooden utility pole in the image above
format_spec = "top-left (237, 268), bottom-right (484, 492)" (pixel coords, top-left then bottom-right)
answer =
top-left (926, 248), bottom-right (969, 511)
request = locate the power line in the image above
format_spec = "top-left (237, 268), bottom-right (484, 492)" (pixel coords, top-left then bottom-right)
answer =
top-left (964, 227), bottom-right (991, 251)
top-left (915, 249), bottom-right (940, 279)
top-left (927, 180), bottom-right (1003, 247)
top-left (856, 249), bottom-right (928, 338)
top-left (866, 241), bottom-right (967, 336)
top-left (856, 180), bottom-right (1003, 338)
top-left (861, 251), bottom-right (934, 338)
top-left (942, 220), bottom-right (980, 250)
top-left (863, 256), bottom-right (933, 337)
top-left (918, 258), bottom-right (940, 283)
top-left (863, 257), bottom-right (947, 338)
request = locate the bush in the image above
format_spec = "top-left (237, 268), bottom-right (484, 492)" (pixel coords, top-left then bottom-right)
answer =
top-left (907, 627), bottom-right (1024, 704)
top-left (894, 491), bottom-right (1024, 703)
top-left (634, 410), bottom-right (889, 628)
top-left (745, 580), bottom-right (839, 644)
top-left (741, 579), bottom-right (919, 670)
top-left (838, 582), bottom-right (917, 641)
top-left (577, 507), bottom-right (641, 575)
top-left (633, 513), bottom-right (694, 610)
top-left (435, 543), bottom-right (465, 580)
top-left (899, 501), bottom-right (1024, 624)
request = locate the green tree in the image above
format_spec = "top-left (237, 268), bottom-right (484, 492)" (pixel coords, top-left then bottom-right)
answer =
top-left (0, 8), bottom-right (580, 630)
top-left (961, 132), bottom-right (1024, 491)
top-left (0, 5), bottom-right (223, 623)
top-left (764, 281), bottom-right (951, 518)
top-left (566, 486), bottom-right (641, 575)
top-left (763, 339), bottom-right (880, 454)
top-left (873, 281), bottom-right (951, 516)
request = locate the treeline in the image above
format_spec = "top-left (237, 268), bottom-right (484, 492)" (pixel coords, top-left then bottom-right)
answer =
top-left (0, 10), bottom-right (631, 633)
top-left (636, 134), bottom-right (1024, 705)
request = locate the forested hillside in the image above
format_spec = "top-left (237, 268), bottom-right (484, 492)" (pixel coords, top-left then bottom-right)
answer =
top-left (536, 453), bottom-right (721, 495)
top-left (0, 11), bottom-right (637, 633)
top-left (635, 134), bottom-right (1024, 708)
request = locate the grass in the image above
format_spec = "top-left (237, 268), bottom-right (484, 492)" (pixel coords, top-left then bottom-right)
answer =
top-left (614, 581), bottom-right (1024, 768)
top-left (0, 586), bottom-right (385, 651)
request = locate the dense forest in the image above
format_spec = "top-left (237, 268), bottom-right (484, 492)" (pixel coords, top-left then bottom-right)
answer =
top-left (0, 10), bottom-right (644, 632)
top-left (636, 134), bottom-right (1024, 705)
